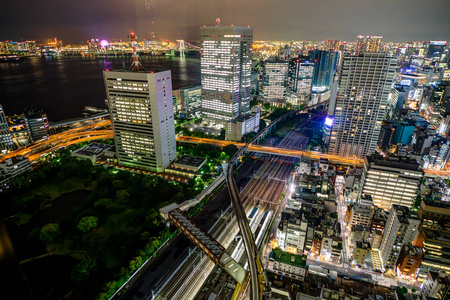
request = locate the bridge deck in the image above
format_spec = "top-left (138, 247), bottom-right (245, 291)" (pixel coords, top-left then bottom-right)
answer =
top-left (168, 209), bottom-right (246, 285)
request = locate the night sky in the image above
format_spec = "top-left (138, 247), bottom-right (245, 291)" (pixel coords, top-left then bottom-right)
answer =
top-left (1, 0), bottom-right (449, 43)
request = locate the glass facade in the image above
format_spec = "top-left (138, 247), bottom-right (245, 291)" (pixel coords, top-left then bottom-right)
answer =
top-left (200, 26), bottom-right (253, 126)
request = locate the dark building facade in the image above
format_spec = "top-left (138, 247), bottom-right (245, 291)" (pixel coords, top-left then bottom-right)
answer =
top-left (308, 50), bottom-right (339, 89)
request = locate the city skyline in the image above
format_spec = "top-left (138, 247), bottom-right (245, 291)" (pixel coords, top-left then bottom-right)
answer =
top-left (1, 0), bottom-right (450, 43)
top-left (2, 1), bottom-right (450, 299)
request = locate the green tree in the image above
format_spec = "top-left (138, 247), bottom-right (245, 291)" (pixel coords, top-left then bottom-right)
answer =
top-left (116, 189), bottom-right (130, 204)
top-left (129, 256), bottom-right (143, 272)
top-left (40, 223), bottom-right (61, 243)
top-left (170, 192), bottom-right (185, 204)
top-left (77, 216), bottom-right (99, 232)
top-left (71, 259), bottom-right (97, 284)
top-left (94, 198), bottom-right (112, 210)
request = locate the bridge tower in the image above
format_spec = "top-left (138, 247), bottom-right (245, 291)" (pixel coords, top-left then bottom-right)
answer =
top-left (177, 39), bottom-right (185, 57)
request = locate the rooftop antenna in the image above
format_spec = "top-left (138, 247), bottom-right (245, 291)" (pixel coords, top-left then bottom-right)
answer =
top-left (128, 31), bottom-right (145, 71)
top-left (216, 18), bottom-right (220, 26)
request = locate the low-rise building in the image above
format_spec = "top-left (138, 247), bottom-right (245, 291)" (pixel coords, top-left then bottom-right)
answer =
top-left (320, 288), bottom-right (359, 300)
top-left (225, 107), bottom-right (260, 141)
top-left (349, 195), bottom-right (374, 229)
top-left (268, 248), bottom-right (307, 281)
top-left (165, 155), bottom-right (207, 178)
top-left (0, 155), bottom-right (31, 190)
top-left (396, 244), bottom-right (423, 278)
top-left (71, 143), bottom-right (114, 164)
top-left (371, 230), bottom-right (383, 250)
top-left (352, 241), bottom-right (369, 267)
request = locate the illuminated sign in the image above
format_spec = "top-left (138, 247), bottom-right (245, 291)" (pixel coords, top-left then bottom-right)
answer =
top-left (325, 117), bottom-right (334, 127)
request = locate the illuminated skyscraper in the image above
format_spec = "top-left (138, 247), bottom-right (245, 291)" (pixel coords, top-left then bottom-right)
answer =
top-left (0, 105), bottom-right (14, 152)
top-left (328, 52), bottom-right (397, 158)
top-left (25, 108), bottom-right (49, 142)
top-left (355, 35), bottom-right (383, 53)
top-left (200, 24), bottom-right (253, 126)
top-left (288, 56), bottom-right (314, 101)
top-left (103, 70), bottom-right (177, 172)
top-left (260, 58), bottom-right (288, 103)
top-left (308, 50), bottom-right (339, 89)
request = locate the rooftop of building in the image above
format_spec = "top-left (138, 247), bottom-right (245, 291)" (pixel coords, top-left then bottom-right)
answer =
top-left (0, 155), bottom-right (28, 166)
top-left (366, 154), bottom-right (422, 172)
top-left (269, 247), bottom-right (307, 268)
top-left (173, 155), bottom-right (207, 168)
top-left (355, 241), bottom-right (369, 249)
top-left (228, 111), bottom-right (260, 123)
top-left (420, 199), bottom-right (450, 214)
top-left (321, 288), bottom-right (360, 300)
top-left (104, 68), bottom-right (170, 74)
top-left (403, 244), bottom-right (423, 256)
top-left (393, 204), bottom-right (420, 224)
top-left (422, 226), bottom-right (450, 244)
top-left (72, 143), bottom-right (113, 157)
top-left (173, 84), bottom-right (201, 91)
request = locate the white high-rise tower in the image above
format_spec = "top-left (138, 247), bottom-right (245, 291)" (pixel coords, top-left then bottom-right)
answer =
top-left (103, 70), bottom-right (176, 173)
top-left (200, 23), bottom-right (253, 126)
top-left (328, 52), bottom-right (397, 158)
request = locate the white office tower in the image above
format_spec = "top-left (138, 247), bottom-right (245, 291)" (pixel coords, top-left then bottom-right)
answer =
top-left (260, 58), bottom-right (289, 103)
top-left (328, 52), bottom-right (397, 158)
top-left (200, 24), bottom-right (253, 126)
top-left (379, 205), bottom-right (420, 269)
top-left (103, 70), bottom-right (177, 173)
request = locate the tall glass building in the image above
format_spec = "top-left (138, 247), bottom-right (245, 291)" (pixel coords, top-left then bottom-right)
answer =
top-left (200, 25), bottom-right (253, 126)
top-left (328, 52), bottom-right (397, 158)
top-left (288, 56), bottom-right (314, 101)
top-left (103, 69), bottom-right (177, 173)
top-left (308, 50), bottom-right (339, 89)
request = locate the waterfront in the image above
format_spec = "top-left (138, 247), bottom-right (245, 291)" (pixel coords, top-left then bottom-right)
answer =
top-left (0, 54), bottom-right (201, 122)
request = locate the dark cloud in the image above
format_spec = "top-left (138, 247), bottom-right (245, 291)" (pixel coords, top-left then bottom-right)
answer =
top-left (0, 0), bottom-right (449, 43)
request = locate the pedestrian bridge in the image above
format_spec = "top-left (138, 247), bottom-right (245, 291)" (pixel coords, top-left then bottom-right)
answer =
top-left (167, 209), bottom-right (247, 285)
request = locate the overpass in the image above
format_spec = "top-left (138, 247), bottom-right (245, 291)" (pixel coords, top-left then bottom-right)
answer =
top-left (177, 136), bottom-right (364, 167)
top-left (168, 209), bottom-right (247, 285)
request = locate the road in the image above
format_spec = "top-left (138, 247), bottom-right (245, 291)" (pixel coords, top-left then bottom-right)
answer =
top-left (3, 115), bottom-right (449, 178)
top-left (335, 177), bottom-right (350, 266)
top-left (0, 120), bottom-right (112, 163)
